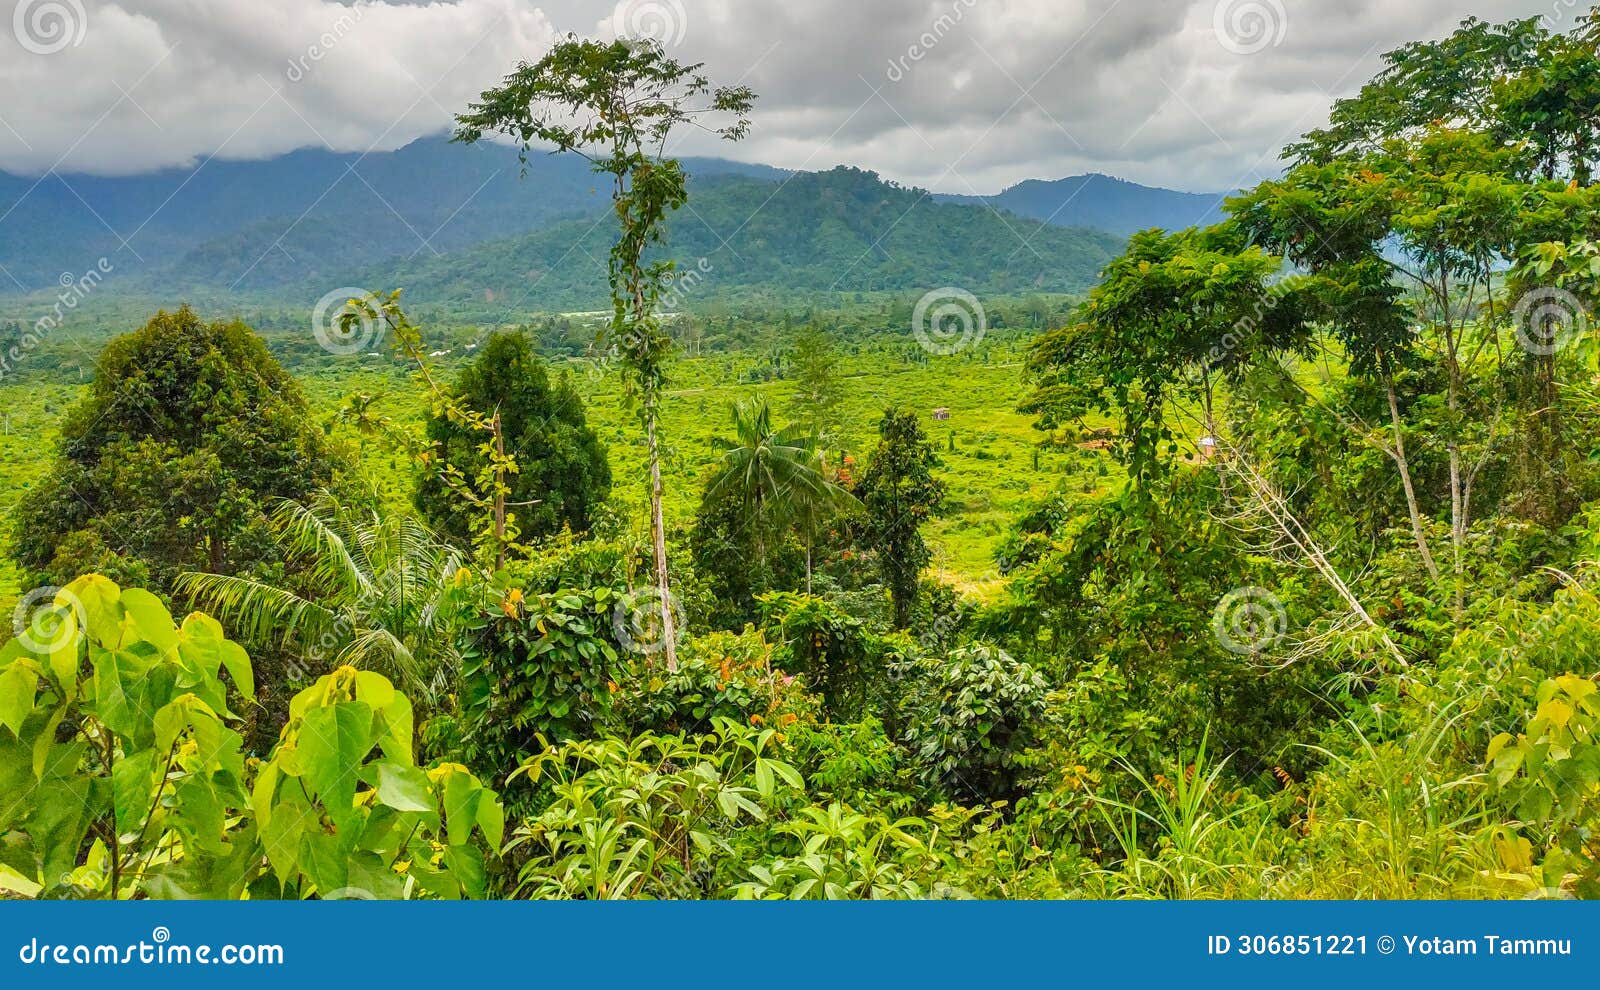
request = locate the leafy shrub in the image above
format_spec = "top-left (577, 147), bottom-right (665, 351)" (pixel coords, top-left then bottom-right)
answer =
top-left (759, 592), bottom-right (875, 719)
top-left (609, 628), bottom-right (810, 737)
top-left (1488, 675), bottom-right (1600, 897)
top-left (734, 803), bottom-right (948, 899)
top-left (254, 669), bottom-right (504, 899)
top-left (903, 643), bottom-right (1049, 803)
top-left (0, 574), bottom-right (501, 900)
top-left (784, 718), bottom-right (912, 813)
top-left (455, 584), bottom-right (624, 776)
top-left (506, 718), bottom-right (804, 898)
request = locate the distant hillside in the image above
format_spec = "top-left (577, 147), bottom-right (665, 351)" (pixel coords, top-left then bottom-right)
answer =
top-left (354, 167), bottom-right (1126, 316)
top-left (0, 136), bottom-right (787, 294)
top-left (0, 137), bottom-right (1222, 315)
top-left (938, 174), bottom-right (1229, 236)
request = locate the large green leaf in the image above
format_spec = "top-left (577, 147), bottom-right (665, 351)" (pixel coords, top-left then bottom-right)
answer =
top-left (366, 762), bottom-right (435, 814)
top-left (67, 575), bottom-right (124, 651)
top-left (120, 589), bottom-right (179, 656)
top-left (0, 663), bottom-right (37, 736)
top-left (297, 701), bottom-right (375, 825)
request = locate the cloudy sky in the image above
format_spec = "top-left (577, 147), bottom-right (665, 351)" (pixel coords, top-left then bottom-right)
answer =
top-left (0, 0), bottom-right (1579, 193)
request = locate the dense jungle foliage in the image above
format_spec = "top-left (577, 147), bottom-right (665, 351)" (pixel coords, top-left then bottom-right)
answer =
top-left (5, 14), bottom-right (1600, 900)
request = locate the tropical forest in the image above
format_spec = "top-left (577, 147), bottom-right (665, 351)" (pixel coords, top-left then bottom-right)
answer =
top-left (1, 1), bottom-right (1600, 905)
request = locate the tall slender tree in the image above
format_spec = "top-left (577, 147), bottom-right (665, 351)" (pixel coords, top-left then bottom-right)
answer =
top-left (456, 37), bottom-right (755, 669)
top-left (787, 324), bottom-right (845, 442)
top-left (853, 408), bottom-right (945, 629)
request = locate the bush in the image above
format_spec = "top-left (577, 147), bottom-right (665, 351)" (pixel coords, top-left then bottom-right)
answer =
top-left (903, 643), bottom-right (1049, 804)
top-left (609, 628), bottom-right (811, 737)
top-left (455, 584), bottom-right (625, 777)
top-left (506, 718), bottom-right (804, 898)
top-left (0, 574), bottom-right (502, 900)
top-left (759, 592), bottom-right (876, 720)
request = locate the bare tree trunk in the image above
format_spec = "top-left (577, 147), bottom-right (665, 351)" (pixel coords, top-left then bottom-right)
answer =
top-left (644, 391), bottom-right (678, 671)
top-left (1383, 368), bottom-right (1440, 584)
top-left (1442, 314), bottom-right (1466, 625)
top-left (1227, 442), bottom-right (1407, 670)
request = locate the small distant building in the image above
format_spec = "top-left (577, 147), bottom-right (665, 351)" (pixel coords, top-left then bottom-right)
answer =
top-left (1197, 435), bottom-right (1221, 459)
top-left (932, 407), bottom-right (951, 421)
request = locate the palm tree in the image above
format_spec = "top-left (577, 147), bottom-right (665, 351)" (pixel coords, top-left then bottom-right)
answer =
top-left (706, 396), bottom-right (854, 592)
top-left (175, 492), bottom-right (469, 701)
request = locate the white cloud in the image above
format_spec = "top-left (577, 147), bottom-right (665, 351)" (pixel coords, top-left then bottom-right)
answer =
top-left (0, 0), bottom-right (559, 175)
top-left (0, 0), bottom-right (1576, 190)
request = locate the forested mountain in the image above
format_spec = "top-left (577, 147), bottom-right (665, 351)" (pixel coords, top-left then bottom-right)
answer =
top-left (0, 135), bottom-right (1214, 303)
top-left (0, 136), bottom-right (786, 293)
top-left (938, 173), bottom-right (1230, 235)
top-left (356, 167), bottom-right (1125, 315)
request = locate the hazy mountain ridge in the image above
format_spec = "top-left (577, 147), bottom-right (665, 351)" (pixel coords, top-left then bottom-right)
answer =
top-left (346, 167), bottom-right (1128, 316)
top-left (935, 173), bottom-right (1230, 236)
top-left (0, 136), bottom-right (1221, 309)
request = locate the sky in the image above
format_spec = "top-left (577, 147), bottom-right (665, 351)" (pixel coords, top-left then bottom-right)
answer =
top-left (0, 0), bottom-right (1583, 194)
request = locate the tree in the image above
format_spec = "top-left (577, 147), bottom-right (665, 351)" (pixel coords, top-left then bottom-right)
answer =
top-left (1289, 12), bottom-right (1600, 185)
top-left (1022, 225), bottom-right (1312, 484)
top-left (689, 482), bottom-right (803, 630)
top-left (787, 324), bottom-right (845, 441)
top-left (416, 331), bottom-right (610, 549)
top-left (698, 396), bottom-right (850, 603)
top-left (337, 391), bottom-right (391, 452)
top-left (853, 408), bottom-right (945, 628)
top-left (12, 306), bottom-right (342, 593)
top-left (456, 36), bottom-right (756, 670)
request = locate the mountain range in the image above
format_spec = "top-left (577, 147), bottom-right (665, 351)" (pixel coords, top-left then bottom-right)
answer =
top-left (0, 135), bottom-right (1228, 313)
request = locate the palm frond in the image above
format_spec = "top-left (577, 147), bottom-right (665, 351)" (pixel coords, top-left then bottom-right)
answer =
top-left (174, 571), bottom-right (339, 646)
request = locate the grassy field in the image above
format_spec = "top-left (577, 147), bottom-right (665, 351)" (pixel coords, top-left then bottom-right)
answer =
top-left (0, 331), bottom-right (1113, 611)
